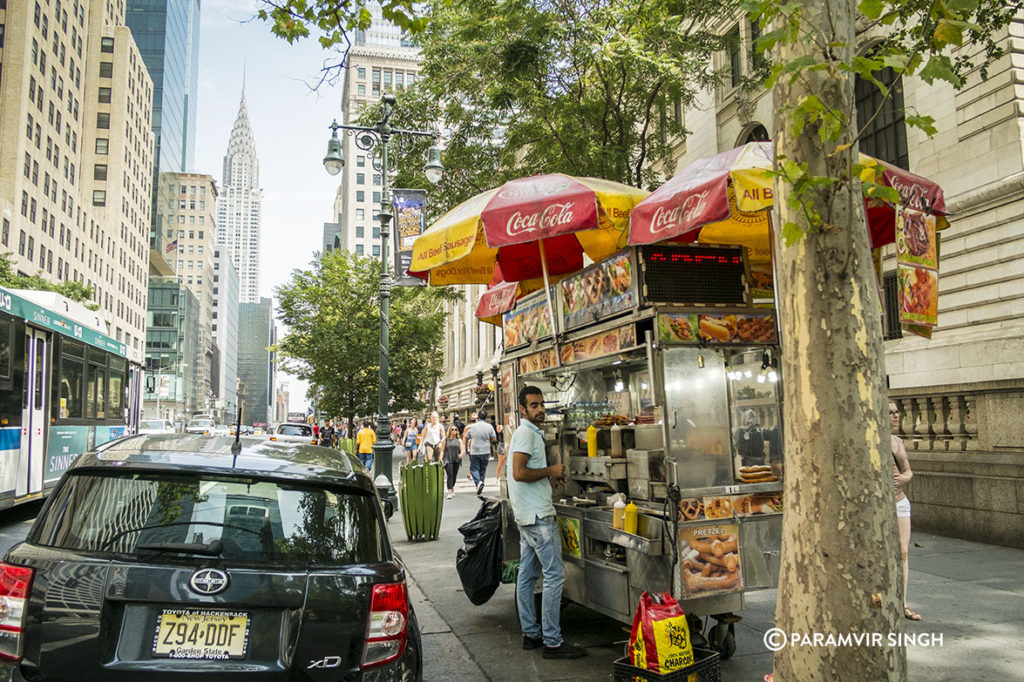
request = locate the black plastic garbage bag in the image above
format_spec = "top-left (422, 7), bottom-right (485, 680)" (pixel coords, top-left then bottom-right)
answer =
top-left (456, 498), bottom-right (503, 605)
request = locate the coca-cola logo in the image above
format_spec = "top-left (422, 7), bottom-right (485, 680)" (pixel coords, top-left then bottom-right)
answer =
top-left (889, 177), bottom-right (929, 211)
top-left (648, 191), bottom-right (711, 234)
top-left (506, 202), bottom-right (578, 238)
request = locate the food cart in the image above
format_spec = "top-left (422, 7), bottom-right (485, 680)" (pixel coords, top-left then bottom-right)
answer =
top-left (495, 243), bottom-right (784, 658)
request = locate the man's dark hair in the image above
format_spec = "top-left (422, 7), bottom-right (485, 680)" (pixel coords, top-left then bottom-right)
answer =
top-left (478, 411), bottom-right (487, 420)
top-left (518, 385), bottom-right (543, 408)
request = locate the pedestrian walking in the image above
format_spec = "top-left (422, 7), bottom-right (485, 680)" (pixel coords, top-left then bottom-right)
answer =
top-left (891, 401), bottom-right (922, 621)
top-left (491, 415), bottom-right (505, 484)
top-left (356, 420), bottom-right (376, 471)
top-left (419, 412), bottom-right (444, 463)
top-left (464, 410), bottom-right (497, 496)
top-left (507, 385), bottom-right (586, 659)
top-left (312, 422), bottom-right (319, 439)
top-left (319, 420), bottom-right (336, 448)
top-left (442, 425), bottom-right (464, 499)
top-left (403, 418), bottom-right (420, 464)
top-left (465, 412), bottom-right (477, 481)
top-left (454, 414), bottom-right (465, 438)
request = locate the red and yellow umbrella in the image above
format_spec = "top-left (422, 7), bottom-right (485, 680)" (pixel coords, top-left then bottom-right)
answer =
top-left (628, 141), bottom-right (948, 257)
top-left (410, 174), bottom-right (648, 286)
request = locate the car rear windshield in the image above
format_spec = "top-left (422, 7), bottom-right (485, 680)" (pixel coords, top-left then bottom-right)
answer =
top-left (190, 419), bottom-right (215, 427)
top-left (141, 421), bottom-right (165, 430)
top-left (278, 424), bottom-right (312, 437)
top-left (33, 472), bottom-right (386, 566)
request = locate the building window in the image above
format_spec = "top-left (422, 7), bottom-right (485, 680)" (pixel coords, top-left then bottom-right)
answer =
top-left (92, 190), bottom-right (105, 206)
top-left (356, 191), bottom-right (365, 202)
top-left (357, 84), bottom-right (366, 95)
top-left (100, 37), bottom-right (114, 53)
top-left (96, 138), bottom-right (108, 154)
top-left (96, 112), bottom-right (109, 129)
top-left (372, 226), bottom-right (381, 239)
top-left (373, 192), bottom-right (381, 204)
top-left (727, 25), bottom-right (742, 88)
top-left (355, 208), bottom-right (365, 220)
top-left (356, 173), bottom-right (365, 185)
top-left (93, 164), bottom-right (107, 180)
top-left (98, 86), bottom-right (111, 103)
top-left (99, 61), bottom-right (113, 78)
top-left (357, 67), bottom-right (366, 79)
top-left (882, 271), bottom-right (903, 340)
top-left (357, 155), bottom-right (365, 167)
top-left (373, 174), bottom-right (381, 186)
top-left (855, 64), bottom-right (908, 169)
top-left (355, 244), bottom-right (364, 255)
top-left (355, 225), bottom-right (364, 238)
top-left (372, 245), bottom-right (380, 257)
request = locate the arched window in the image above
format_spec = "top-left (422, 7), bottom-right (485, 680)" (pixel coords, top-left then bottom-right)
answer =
top-left (741, 124), bottom-right (770, 144)
top-left (855, 66), bottom-right (908, 169)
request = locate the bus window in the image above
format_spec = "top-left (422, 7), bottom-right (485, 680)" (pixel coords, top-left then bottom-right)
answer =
top-left (86, 363), bottom-right (106, 419)
top-left (0, 319), bottom-right (11, 384)
top-left (60, 353), bottom-right (84, 419)
top-left (108, 369), bottom-right (123, 414)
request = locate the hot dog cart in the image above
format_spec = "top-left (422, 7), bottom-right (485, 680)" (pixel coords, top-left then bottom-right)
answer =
top-left (495, 244), bottom-right (784, 658)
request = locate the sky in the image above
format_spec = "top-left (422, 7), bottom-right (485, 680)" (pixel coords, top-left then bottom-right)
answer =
top-left (195, 0), bottom-right (351, 411)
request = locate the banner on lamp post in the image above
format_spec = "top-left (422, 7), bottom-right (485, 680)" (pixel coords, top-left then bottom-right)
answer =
top-left (392, 189), bottom-right (427, 286)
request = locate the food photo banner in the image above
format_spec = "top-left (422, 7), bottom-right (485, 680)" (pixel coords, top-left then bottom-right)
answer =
top-left (658, 311), bottom-right (778, 345)
top-left (895, 206), bottom-right (939, 329)
top-left (503, 290), bottom-right (554, 349)
top-left (393, 189), bottom-right (428, 286)
top-left (560, 250), bottom-right (635, 330)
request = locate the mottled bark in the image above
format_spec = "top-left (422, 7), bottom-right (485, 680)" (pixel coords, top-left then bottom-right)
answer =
top-left (771, 0), bottom-right (906, 680)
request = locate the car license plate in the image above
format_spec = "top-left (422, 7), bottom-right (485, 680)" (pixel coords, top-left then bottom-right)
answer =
top-left (152, 609), bottom-right (250, 660)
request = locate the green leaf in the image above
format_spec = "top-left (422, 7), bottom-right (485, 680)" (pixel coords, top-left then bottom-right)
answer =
top-left (919, 55), bottom-right (963, 86)
top-left (880, 54), bottom-right (909, 71)
top-left (905, 114), bottom-right (938, 136)
top-left (944, 0), bottom-right (980, 11)
top-left (862, 182), bottom-right (901, 205)
top-left (933, 18), bottom-right (964, 46)
top-left (781, 221), bottom-right (805, 246)
top-left (858, 0), bottom-right (884, 20)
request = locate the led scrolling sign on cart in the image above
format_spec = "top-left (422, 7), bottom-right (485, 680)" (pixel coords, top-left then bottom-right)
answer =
top-left (640, 245), bottom-right (746, 305)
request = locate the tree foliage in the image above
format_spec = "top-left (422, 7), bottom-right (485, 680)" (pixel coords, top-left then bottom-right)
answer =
top-left (1, 253), bottom-right (98, 308)
top-left (374, 0), bottom-right (735, 211)
top-left (274, 250), bottom-right (459, 420)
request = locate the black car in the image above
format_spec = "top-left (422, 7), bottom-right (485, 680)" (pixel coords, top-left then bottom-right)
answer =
top-left (0, 434), bottom-right (422, 681)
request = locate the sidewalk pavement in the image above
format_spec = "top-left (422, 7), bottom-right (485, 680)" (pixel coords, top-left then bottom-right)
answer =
top-left (388, 451), bottom-right (1024, 681)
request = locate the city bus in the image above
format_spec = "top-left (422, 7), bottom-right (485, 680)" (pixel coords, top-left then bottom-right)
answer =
top-left (0, 285), bottom-right (143, 510)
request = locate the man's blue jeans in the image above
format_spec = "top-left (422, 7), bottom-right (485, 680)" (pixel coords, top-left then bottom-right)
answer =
top-left (516, 515), bottom-right (565, 648)
top-left (359, 452), bottom-right (373, 471)
top-left (469, 453), bottom-right (489, 486)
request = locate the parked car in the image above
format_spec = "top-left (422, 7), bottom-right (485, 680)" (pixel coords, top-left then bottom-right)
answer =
top-left (212, 424), bottom-right (231, 436)
top-left (0, 434), bottom-right (422, 680)
top-left (139, 419), bottom-right (174, 435)
top-left (185, 417), bottom-right (216, 435)
top-left (269, 422), bottom-right (317, 445)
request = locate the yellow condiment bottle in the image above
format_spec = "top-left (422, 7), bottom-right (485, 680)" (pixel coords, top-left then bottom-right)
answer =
top-left (586, 425), bottom-right (598, 457)
top-left (624, 502), bottom-right (638, 534)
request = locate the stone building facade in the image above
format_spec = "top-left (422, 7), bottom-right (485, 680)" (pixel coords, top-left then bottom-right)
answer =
top-left (674, 17), bottom-right (1024, 547)
top-left (0, 0), bottom-right (153, 356)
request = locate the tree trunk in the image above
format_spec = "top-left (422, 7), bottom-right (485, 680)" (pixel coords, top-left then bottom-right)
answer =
top-left (771, 0), bottom-right (906, 679)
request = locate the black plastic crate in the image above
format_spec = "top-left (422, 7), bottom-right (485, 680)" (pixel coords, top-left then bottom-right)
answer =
top-left (612, 647), bottom-right (721, 682)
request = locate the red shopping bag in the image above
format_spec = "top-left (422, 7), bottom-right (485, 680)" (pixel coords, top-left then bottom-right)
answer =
top-left (629, 591), bottom-right (694, 673)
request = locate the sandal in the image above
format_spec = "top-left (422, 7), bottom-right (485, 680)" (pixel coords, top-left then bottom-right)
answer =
top-left (904, 607), bottom-right (923, 621)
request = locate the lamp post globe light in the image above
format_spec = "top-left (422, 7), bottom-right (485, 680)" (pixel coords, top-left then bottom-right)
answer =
top-left (322, 93), bottom-right (443, 492)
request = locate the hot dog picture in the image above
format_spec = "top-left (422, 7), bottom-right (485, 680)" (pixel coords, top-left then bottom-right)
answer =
top-left (680, 524), bottom-right (743, 596)
top-left (698, 315), bottom-right (735, 342)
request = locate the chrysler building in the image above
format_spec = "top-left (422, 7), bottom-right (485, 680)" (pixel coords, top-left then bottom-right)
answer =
top-left (216, 88), bottom-right (263, 303)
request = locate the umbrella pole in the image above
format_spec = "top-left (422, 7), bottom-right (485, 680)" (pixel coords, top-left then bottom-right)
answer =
top-left (537, 238), bottom-right (562, 367)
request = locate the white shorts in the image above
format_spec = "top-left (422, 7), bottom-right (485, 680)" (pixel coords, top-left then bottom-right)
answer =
top-left (896, 497), bottom-right (911, 518)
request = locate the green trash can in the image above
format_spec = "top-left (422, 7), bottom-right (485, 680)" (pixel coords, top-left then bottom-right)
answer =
top-left (337, 437), bottom-right (355, 453)
top-left (399, 462), bottom-right (444, 542)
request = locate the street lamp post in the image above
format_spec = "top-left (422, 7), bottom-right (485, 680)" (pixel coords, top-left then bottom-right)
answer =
top-left (322, 93), bottom-right (443, 490)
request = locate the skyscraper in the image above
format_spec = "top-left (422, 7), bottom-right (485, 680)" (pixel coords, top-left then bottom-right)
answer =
top-left (335, 5), bottom-right (421, 257)
top-left (216, 89), bottom-right (263, 303)
top-left (238, 297), bottom-right (274, 425)
top-left (125, 0), bottom-right (201, 174)
top-left (0, 0), bottom-right (153, 357)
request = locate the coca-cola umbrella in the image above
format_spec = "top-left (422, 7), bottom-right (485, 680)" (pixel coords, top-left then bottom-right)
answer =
top-left (629, 141), bottom-right (948, 259)
top-left (410, 174), bottom-right (648, 286)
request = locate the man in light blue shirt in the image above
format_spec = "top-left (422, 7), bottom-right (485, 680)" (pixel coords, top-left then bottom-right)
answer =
top-left (506, 385), bottom-right (586, 660)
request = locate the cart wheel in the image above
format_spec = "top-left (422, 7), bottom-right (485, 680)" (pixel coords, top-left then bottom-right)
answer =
top-left (708, 622), bottom-right (736, 660)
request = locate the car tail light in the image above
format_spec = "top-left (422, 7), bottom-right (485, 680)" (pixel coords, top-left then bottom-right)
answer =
top-left (269, 436), bottom-right (277, 441)
top-left (361, 581), bottom-right (408, 669)
top-left (0, 564), bottom-right (34, 663)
